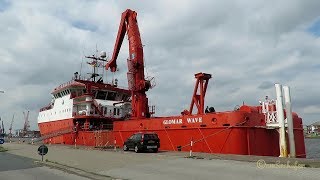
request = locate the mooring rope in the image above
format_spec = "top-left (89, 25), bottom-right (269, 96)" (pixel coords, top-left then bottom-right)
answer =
top-left (179, 120), bottom-right (249, 150)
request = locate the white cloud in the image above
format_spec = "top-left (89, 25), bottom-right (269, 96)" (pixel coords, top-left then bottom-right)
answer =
top-left (0, 0), bottom-right (320, 130)
top-left (303, 105), bottom-right (320, 114)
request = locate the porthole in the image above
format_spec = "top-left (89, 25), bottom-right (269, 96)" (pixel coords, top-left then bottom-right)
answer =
top-left (211, 118), bottom-right (217, 124)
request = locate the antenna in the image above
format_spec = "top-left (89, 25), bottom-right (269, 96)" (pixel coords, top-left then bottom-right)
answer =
top-left (85, 49), bottom-right (107, 82)
top-left (80, 52), bottom-right (85, 80)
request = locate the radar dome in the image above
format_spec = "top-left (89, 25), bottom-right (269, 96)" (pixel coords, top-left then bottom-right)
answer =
top-left (100, 51), bottom-right (107, 58)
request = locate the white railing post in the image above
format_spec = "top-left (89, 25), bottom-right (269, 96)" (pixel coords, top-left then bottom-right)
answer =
top-left (190, 138), bottom-right (193, 157)
top-left (275, 84), bottom-right (288, 157)
top-left (283, 86), bottom-right (296, 158)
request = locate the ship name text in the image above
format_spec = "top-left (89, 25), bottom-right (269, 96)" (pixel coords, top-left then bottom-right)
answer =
top-left (162, 117), bottom-right (203, 125)
top-left (163, 119), bottom-right (183, 125)
top-left (187, 117), bottom-right (202, 123)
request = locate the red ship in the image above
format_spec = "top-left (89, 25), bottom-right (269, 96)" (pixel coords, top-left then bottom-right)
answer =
top-left (38, 9), bottom-right (306, 157)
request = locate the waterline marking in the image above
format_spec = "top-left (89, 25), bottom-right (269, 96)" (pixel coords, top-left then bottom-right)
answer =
top-left (257, 159), bottom-right (305, 170)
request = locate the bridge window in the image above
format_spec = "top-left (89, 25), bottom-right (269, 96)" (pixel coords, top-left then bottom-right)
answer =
top-left (107, 92), bottom-right (116, 101)
top-left (96, 91), bottom-right (107, 100)
top-left (114, 108), bottom-right (116, 115)
top-left (117, 108), bottom-right (120, 116)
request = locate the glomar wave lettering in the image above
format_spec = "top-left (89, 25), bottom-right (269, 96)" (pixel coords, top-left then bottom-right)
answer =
top-left (163, 119), bottom-right (183, 125)
top-left (187, 117), bottom-right (202, 123)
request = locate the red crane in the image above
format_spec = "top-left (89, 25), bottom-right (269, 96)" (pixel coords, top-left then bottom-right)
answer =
top-left (106, 9), bottom-right (152, 119)
top-left (189, 73), bottom-right (212, 115)
top-left (181, 73), bottom-right (212, 116)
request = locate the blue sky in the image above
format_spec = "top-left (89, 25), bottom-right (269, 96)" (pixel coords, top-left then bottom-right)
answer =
top-left (308, 19), bottom-right (320, 36)
top-left (71, 21), bottom-right (98, 32)
top-left (0, 0), bottom-right (10, 12)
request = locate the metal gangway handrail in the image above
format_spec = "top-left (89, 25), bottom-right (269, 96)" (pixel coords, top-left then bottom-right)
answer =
top-left (33, 126), bottom-right (74, 142)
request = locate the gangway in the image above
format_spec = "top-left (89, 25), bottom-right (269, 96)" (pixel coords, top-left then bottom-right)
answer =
top-left (32, 126), bottom-right (74, 143)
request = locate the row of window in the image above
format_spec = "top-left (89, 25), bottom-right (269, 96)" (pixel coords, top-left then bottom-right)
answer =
top-left (39, 108), bottom-right (72, 118)
top-left (103, 107), bottom-right (120, 116)
top-left (39, 121), bottom-right (72, 128)
top-left (54, 89), bottom-right (71, 98)
top-left (39, 107), bottom-right (122, 118)
top-left (54, 89), bottom-right (86, 99)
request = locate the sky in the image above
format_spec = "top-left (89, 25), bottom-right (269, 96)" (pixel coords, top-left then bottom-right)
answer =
top-left (0, 0), bottom-right (320, 131)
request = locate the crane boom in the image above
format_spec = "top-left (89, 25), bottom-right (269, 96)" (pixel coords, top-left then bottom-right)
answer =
top-left (9, 114), bottom-right (14, 137)
top-left (23, 111), bottom-right (30, 135)
top-left (106, 9), bottom-right (151, 119)
top-left (1, 119), bottom-right (4, 134)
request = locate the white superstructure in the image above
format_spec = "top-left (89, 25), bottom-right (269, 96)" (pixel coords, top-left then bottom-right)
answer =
top-left (38, 80), bottom-right (132, 124)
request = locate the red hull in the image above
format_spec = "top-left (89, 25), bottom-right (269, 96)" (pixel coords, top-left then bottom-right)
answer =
top-left (38, 106), bottom-right (306, 157)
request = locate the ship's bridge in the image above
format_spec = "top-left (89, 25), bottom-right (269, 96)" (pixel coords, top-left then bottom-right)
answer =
top-left (38, 79), bottom-right (132, 124)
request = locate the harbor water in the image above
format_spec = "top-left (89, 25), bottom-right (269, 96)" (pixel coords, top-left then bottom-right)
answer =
top-left (305, 138), bottom-right (320, 159)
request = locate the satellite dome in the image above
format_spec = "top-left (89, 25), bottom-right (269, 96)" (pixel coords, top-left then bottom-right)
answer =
top-left (100, 51), bottom-right (106, 58)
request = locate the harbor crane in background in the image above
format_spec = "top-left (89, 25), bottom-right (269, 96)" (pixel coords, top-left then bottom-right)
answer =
top-left (22, 111), bottom-right (30, 136)
top-left (8, 114), bottom-right (14, 137)
top-left (106, 9), bottom-right (154, 119)
top-left (0, 117), bottom-right (4, 135)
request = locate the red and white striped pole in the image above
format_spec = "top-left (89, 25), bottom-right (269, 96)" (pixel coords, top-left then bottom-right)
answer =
top-left (114, 138), bottom-right (117, 151)
top-left (74, 138), bottom-right (77, 148)
top-left (190, 137), bottom-right (193, 157)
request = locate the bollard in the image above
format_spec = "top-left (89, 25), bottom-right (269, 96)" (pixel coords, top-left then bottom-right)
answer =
top-left (114, 138), bottom-right (117, 151)
top-left (190, 138), bottom-right (193, 157)
top-left (18, 138), bottom-right (21, 144)
top-left (31, 138), bottom-right (34, 145)
top-left (49, 138), bottom-right (52, 145)
top-left (74, 138), bottom-right (77, 148)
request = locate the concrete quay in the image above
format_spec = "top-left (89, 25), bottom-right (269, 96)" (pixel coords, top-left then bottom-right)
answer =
top-left (2, 143), bottom-right (320, 180)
